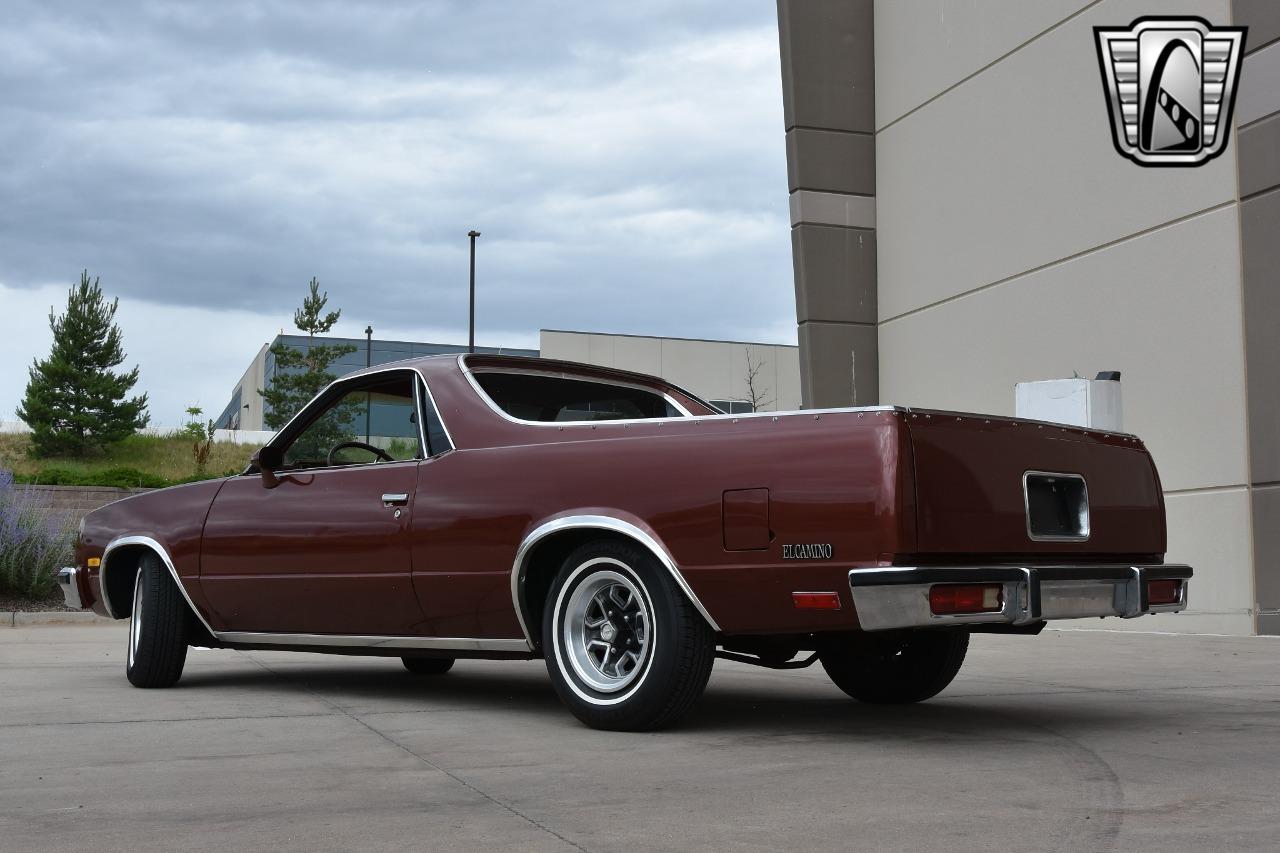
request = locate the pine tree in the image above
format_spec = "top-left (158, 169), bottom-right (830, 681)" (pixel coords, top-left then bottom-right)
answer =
top-left (18, 272), bottom-right (150, 457)
top-left (260, 278), bottom-right (357, 432)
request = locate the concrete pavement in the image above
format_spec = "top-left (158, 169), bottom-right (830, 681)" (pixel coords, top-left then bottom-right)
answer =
top-left (2, 624), bottom-right (1278, 852)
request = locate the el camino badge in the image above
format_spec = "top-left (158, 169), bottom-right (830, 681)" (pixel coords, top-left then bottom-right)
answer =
top-left (782, 544), bottom-right (833, 560)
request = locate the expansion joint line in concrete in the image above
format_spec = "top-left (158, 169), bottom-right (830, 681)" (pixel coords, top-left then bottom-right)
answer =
top-left (237, 651), bottom-right (594, 853)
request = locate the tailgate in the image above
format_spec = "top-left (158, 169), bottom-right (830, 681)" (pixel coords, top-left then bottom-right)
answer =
top-left (904, 411), bottom-right (1165, 559)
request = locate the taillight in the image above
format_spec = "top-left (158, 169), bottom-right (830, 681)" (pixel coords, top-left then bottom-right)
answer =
top-left (929, 584), bottom-right (1003, 616)
top-left (1147, 579), bottom-right (1181, 605)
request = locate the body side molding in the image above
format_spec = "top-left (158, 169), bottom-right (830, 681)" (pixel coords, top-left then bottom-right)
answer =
top-left (510, 514), bottom-right (723, 649)
top-left (216, 632), bottom-right (529, 652)
top-left (101, 534), bottom-right (217, 636)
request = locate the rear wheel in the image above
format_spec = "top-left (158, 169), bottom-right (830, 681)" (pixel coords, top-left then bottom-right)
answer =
top-left (401, 656), bottom-right (454, 675)
top-left (125, 552), bottom-right (189, 688)
top-left (819, 629), bottom-right (968, 704)
top-left (543, 540), bottom-right (715, 731)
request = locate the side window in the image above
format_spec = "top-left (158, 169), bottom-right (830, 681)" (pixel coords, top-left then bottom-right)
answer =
top-left (281, 374), bottom-right (422, 469)
top-left (419, 378), bottom-right (452, 456)
top-left (474, 372), bottom-right (682, 422)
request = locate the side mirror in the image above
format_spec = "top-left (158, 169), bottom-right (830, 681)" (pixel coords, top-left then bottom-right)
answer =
top-left (250, 447), bottom-right (282, 489)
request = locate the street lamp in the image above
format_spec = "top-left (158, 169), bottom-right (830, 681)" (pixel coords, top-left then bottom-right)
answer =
top-left (467, 230), bottom-right (480, 353)
top-left (364, 325), bottom-right (373, 443)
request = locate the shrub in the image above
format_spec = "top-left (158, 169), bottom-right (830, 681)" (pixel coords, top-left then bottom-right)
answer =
top-left (16, 466), bottom-right (170, 489)
top-left (83, 467), bottom-right (170, 489)
top-left (0, 469), bottom-right (75, 598)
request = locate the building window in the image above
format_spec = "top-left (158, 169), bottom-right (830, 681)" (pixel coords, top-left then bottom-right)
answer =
top-left (708, 400), bottom-right (755, 415)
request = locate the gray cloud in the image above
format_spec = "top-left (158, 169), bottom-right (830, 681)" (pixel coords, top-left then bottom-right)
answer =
top-left (0, 1), bottom-right (794, 423)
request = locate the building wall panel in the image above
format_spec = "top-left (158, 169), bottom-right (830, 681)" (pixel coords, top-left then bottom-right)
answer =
top-left (879, 206), bottom-right (1247, 493)
top-left (876, 0), bottom-right (1235, 321)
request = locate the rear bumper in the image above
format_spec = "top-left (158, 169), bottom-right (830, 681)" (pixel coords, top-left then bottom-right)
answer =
top-left (57, 567), bottom-right (84, 610)
top-left (848, 564), bottom-right (1192, 631)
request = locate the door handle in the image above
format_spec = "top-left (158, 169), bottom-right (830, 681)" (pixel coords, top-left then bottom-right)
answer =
top-left (382, 493), bottom-right (410, 506)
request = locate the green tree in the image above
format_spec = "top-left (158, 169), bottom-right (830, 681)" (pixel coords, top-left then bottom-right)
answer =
top-left (178, 405), bottom-right (206, 441)
top-left (18, 271), bottom-right (149, 457)
top-left (260, 277), bottom-right (357, 434)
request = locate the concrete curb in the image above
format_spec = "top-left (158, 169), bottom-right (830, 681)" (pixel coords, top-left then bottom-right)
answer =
top-left (3, 611), bottom-right (118, 627)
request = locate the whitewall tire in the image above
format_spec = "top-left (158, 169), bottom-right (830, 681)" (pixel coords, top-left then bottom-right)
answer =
top-left (542, 540), bottom-right (714, 731)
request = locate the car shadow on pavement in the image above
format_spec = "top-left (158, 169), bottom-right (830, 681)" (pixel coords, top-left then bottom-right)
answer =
top-left (175, 657), bottom-right (1151, 739)
top-left (178, 658), bottom-right (568, 715)
top-left (682, 683), bottom-right (1145, 742)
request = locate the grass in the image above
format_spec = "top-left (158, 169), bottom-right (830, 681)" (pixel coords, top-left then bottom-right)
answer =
top-left (0, 432), bottom-right (259, 488)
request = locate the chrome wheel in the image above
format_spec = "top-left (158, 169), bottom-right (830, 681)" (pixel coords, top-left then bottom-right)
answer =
top-left (561, 566), bottom-right (652, 694)
top-left (128, 569), bottom-right (143, 669)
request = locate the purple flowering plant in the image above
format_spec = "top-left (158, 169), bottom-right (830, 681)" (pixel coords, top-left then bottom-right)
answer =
top-left (0, 468), bottom-right (75, 598)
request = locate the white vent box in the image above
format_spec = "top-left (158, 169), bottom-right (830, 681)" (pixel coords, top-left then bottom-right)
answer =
top-left (1014, 376), bottom-right (1123, 431)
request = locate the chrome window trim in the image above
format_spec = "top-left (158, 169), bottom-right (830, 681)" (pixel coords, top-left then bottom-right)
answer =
top-left (1022, 470), bottom-right (1091, 543)
top-left (101, 535), bottom-right (217, 636)
top-left (247, 457), bottom-right (425, 478)
top-left (250, 365), bottom-right (447, 476)
top-left (215, 632), bottom-right (529, 652)
top-left (460, 358), bottom-right (695, 426)
top-left (459, 354), bottom-right (902, 427)
top-left (410, 373), bottom-right (429, 457)
top-left (510, 514), bottom-right (722, 650)
top-left (417, 373), bottom-right (456, 453)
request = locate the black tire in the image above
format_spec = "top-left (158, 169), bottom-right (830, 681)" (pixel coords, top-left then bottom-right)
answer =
top-left (542, 539), bottom-right (715, 731)
top-left (401, 656), bottom-right (455, 675)
top-left (819, 629), bottom-right (968, 704)
top-left (125, 552), bottom-right (189, 688)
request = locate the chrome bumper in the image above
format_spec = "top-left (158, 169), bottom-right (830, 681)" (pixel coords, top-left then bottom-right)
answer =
top-left (56, 567), bottom-right (83, 610)
top-left (848, 564), bottom-right (1192, 631)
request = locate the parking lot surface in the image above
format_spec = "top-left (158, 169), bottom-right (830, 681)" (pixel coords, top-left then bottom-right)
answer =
top-left (2, 625), bottom-right (1278, 852)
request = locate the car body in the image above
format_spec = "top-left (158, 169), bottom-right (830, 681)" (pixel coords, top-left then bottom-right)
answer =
top-left (60, 354), bottom-right (1191, 729)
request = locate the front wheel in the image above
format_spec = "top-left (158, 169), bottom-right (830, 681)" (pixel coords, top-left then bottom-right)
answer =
top-left (125, 552), bottom-right (189, 688)
top-left (819, 629), bottom-right (968, 704)
top-left (543, 540), bottom-right (715, 731)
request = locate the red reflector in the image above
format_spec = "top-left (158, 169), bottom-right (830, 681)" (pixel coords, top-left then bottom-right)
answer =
top-left (792, 591), bottom-right (842, 610)
top-left (929, 584), bottom-right (1003, 616)
top-left (1147, 579), bottom-right (1181, 605)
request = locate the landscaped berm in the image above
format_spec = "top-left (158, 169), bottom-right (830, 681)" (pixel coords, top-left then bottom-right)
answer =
top-left (0, 432), bottom-right (253, 489)
top-left (0, 432), bottom-right (258, 612)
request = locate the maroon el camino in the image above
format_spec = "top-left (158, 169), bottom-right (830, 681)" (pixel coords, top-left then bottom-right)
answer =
top-left (60, 354), bottom-right (1190, 730)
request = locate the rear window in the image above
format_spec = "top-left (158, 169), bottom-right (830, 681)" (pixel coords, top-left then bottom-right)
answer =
top-left (474, 371), bottom-right (683, 422)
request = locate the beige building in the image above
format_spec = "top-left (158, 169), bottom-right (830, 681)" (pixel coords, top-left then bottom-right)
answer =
top-left (540, 330), bottom-right (801, 413)
top-left (777, 0), bottom-right (1280, 635)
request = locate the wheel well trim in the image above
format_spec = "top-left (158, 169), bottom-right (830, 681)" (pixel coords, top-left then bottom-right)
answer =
top-left (101, 535), bottom-right (216, 636)
top-left (510, 514), bottom-right (722, 649)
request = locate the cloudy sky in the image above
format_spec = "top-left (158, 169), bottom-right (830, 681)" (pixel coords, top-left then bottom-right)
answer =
top-left (0, 1), bottom-right (791, 427)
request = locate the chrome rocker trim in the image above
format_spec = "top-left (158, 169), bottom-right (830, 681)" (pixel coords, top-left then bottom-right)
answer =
top-left (102, 536), bottom-right (528, 654)
top-left (848, 564), bottom-right (1192, 631)
top-left (57, 567), bottom-right (83, 609)
top-left (511, 514), bottom-right (723, 650)
top-left (216, 632), bottom-right (530, 653)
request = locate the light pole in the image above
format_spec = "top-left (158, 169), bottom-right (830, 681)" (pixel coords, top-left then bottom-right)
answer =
top-left (467, 230), bottom-right (480, 353)
top-left (364, 325), bottom-right (373, 443)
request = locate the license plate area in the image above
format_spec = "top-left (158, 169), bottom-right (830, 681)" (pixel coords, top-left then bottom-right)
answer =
top-left (1023, 471), bottom-right (1090, 541)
